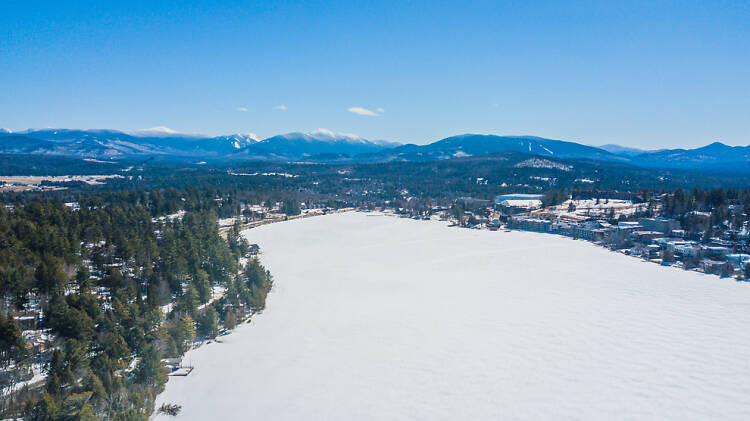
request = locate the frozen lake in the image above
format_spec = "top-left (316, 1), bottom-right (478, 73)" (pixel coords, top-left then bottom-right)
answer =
top-left (154, 212), bottom-right (750, 420)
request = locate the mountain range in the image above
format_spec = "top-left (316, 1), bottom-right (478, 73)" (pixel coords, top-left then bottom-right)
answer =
top-left (0, 128), bottom-right (260, 159)
top-left (0, 128), bottom-right (747, 171)
top-left (365, 134), bottom-right (628, 163)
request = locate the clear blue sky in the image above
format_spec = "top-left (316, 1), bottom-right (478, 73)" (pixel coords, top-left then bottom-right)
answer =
top-left (2, 0), bottom-right (749, 147)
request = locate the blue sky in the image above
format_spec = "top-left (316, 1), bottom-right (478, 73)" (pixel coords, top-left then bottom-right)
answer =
top-left (2, 1), bottom-right (749, 147)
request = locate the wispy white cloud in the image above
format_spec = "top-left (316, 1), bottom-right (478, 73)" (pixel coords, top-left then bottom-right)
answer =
top-left (348, 106), bottom-right (380, 116)
top-left (236, 106), bottom-right (248, 112)
top-left (275, 104), bottom-right (287, 111)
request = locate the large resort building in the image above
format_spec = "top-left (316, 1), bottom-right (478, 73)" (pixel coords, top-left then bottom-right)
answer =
top-left (495, 194), bottom-right (544, 213)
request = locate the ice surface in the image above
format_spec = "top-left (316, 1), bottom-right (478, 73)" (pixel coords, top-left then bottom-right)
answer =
top-left (154, 212), bottom-right (750, 420)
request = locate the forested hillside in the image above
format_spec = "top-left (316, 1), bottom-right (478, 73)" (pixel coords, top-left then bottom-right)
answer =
top-left (0, 190), bottom-right (271, 419)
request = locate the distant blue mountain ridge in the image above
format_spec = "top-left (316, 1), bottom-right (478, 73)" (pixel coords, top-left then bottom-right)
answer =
top-left (0, 128), bottom-right (747, 171)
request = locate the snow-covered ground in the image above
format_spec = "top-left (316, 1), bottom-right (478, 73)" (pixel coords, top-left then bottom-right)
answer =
top-left (538, 198), bottom-right (647, 220)
top-left (1, 364), bottom-right (45, 396)
top-left (153, 212), bottom-right (750, 420)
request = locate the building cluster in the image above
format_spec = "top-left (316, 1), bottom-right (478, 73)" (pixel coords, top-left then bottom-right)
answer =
top-left (445, 194), bottom-right (750, 280)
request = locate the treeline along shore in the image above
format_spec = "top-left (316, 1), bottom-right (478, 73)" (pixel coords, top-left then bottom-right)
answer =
top-left (0, 188), bottom-right (273, 419)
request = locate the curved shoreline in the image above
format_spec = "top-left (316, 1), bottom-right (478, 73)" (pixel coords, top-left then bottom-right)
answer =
top-left (153, 212), bottom-right (750, 420)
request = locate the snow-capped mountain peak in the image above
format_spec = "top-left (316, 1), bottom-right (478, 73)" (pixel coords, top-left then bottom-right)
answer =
top-left (219, 133), bottom-right (261, 149)
top-left (307, 128), bottom-right (366, 143)
top-left (134, 126), bottom-right (178, 135)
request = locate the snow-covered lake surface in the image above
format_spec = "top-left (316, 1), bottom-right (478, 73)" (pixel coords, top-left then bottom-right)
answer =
top-left (154, 212), bottom-right (750, 420)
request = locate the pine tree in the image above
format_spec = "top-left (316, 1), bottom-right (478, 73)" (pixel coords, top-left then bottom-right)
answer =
top-left (75, 266), bottom-right (91, 294)
top-left (35, 255), bottom-right (67, 295)
top-left (224, 308), bottom-right (237, 330)
top-left (134, 344), bottom-right (167, 390)
top-left (197, 308), bottom-right (218, 339)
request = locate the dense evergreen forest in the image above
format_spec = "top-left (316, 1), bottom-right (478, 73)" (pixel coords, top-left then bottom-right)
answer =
top-left (0, 189), bottom-right (272, 419)
top-left (0, 154), bottom-right (127, 176)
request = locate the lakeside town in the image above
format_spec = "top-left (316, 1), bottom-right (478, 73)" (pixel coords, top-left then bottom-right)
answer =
top-left (212, 190), bottom-right (750, 281)
top-left (389, 192), bottom-right (749, 281)
top-left (165, 190), bottom-right (750, 282)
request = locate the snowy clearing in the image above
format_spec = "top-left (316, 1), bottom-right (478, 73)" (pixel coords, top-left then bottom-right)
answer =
top-left (154, 212), bottom-right (750, 420)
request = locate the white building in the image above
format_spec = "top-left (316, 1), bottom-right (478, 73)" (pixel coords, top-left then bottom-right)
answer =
top-left (495, 194), bottom-right (544, 212)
